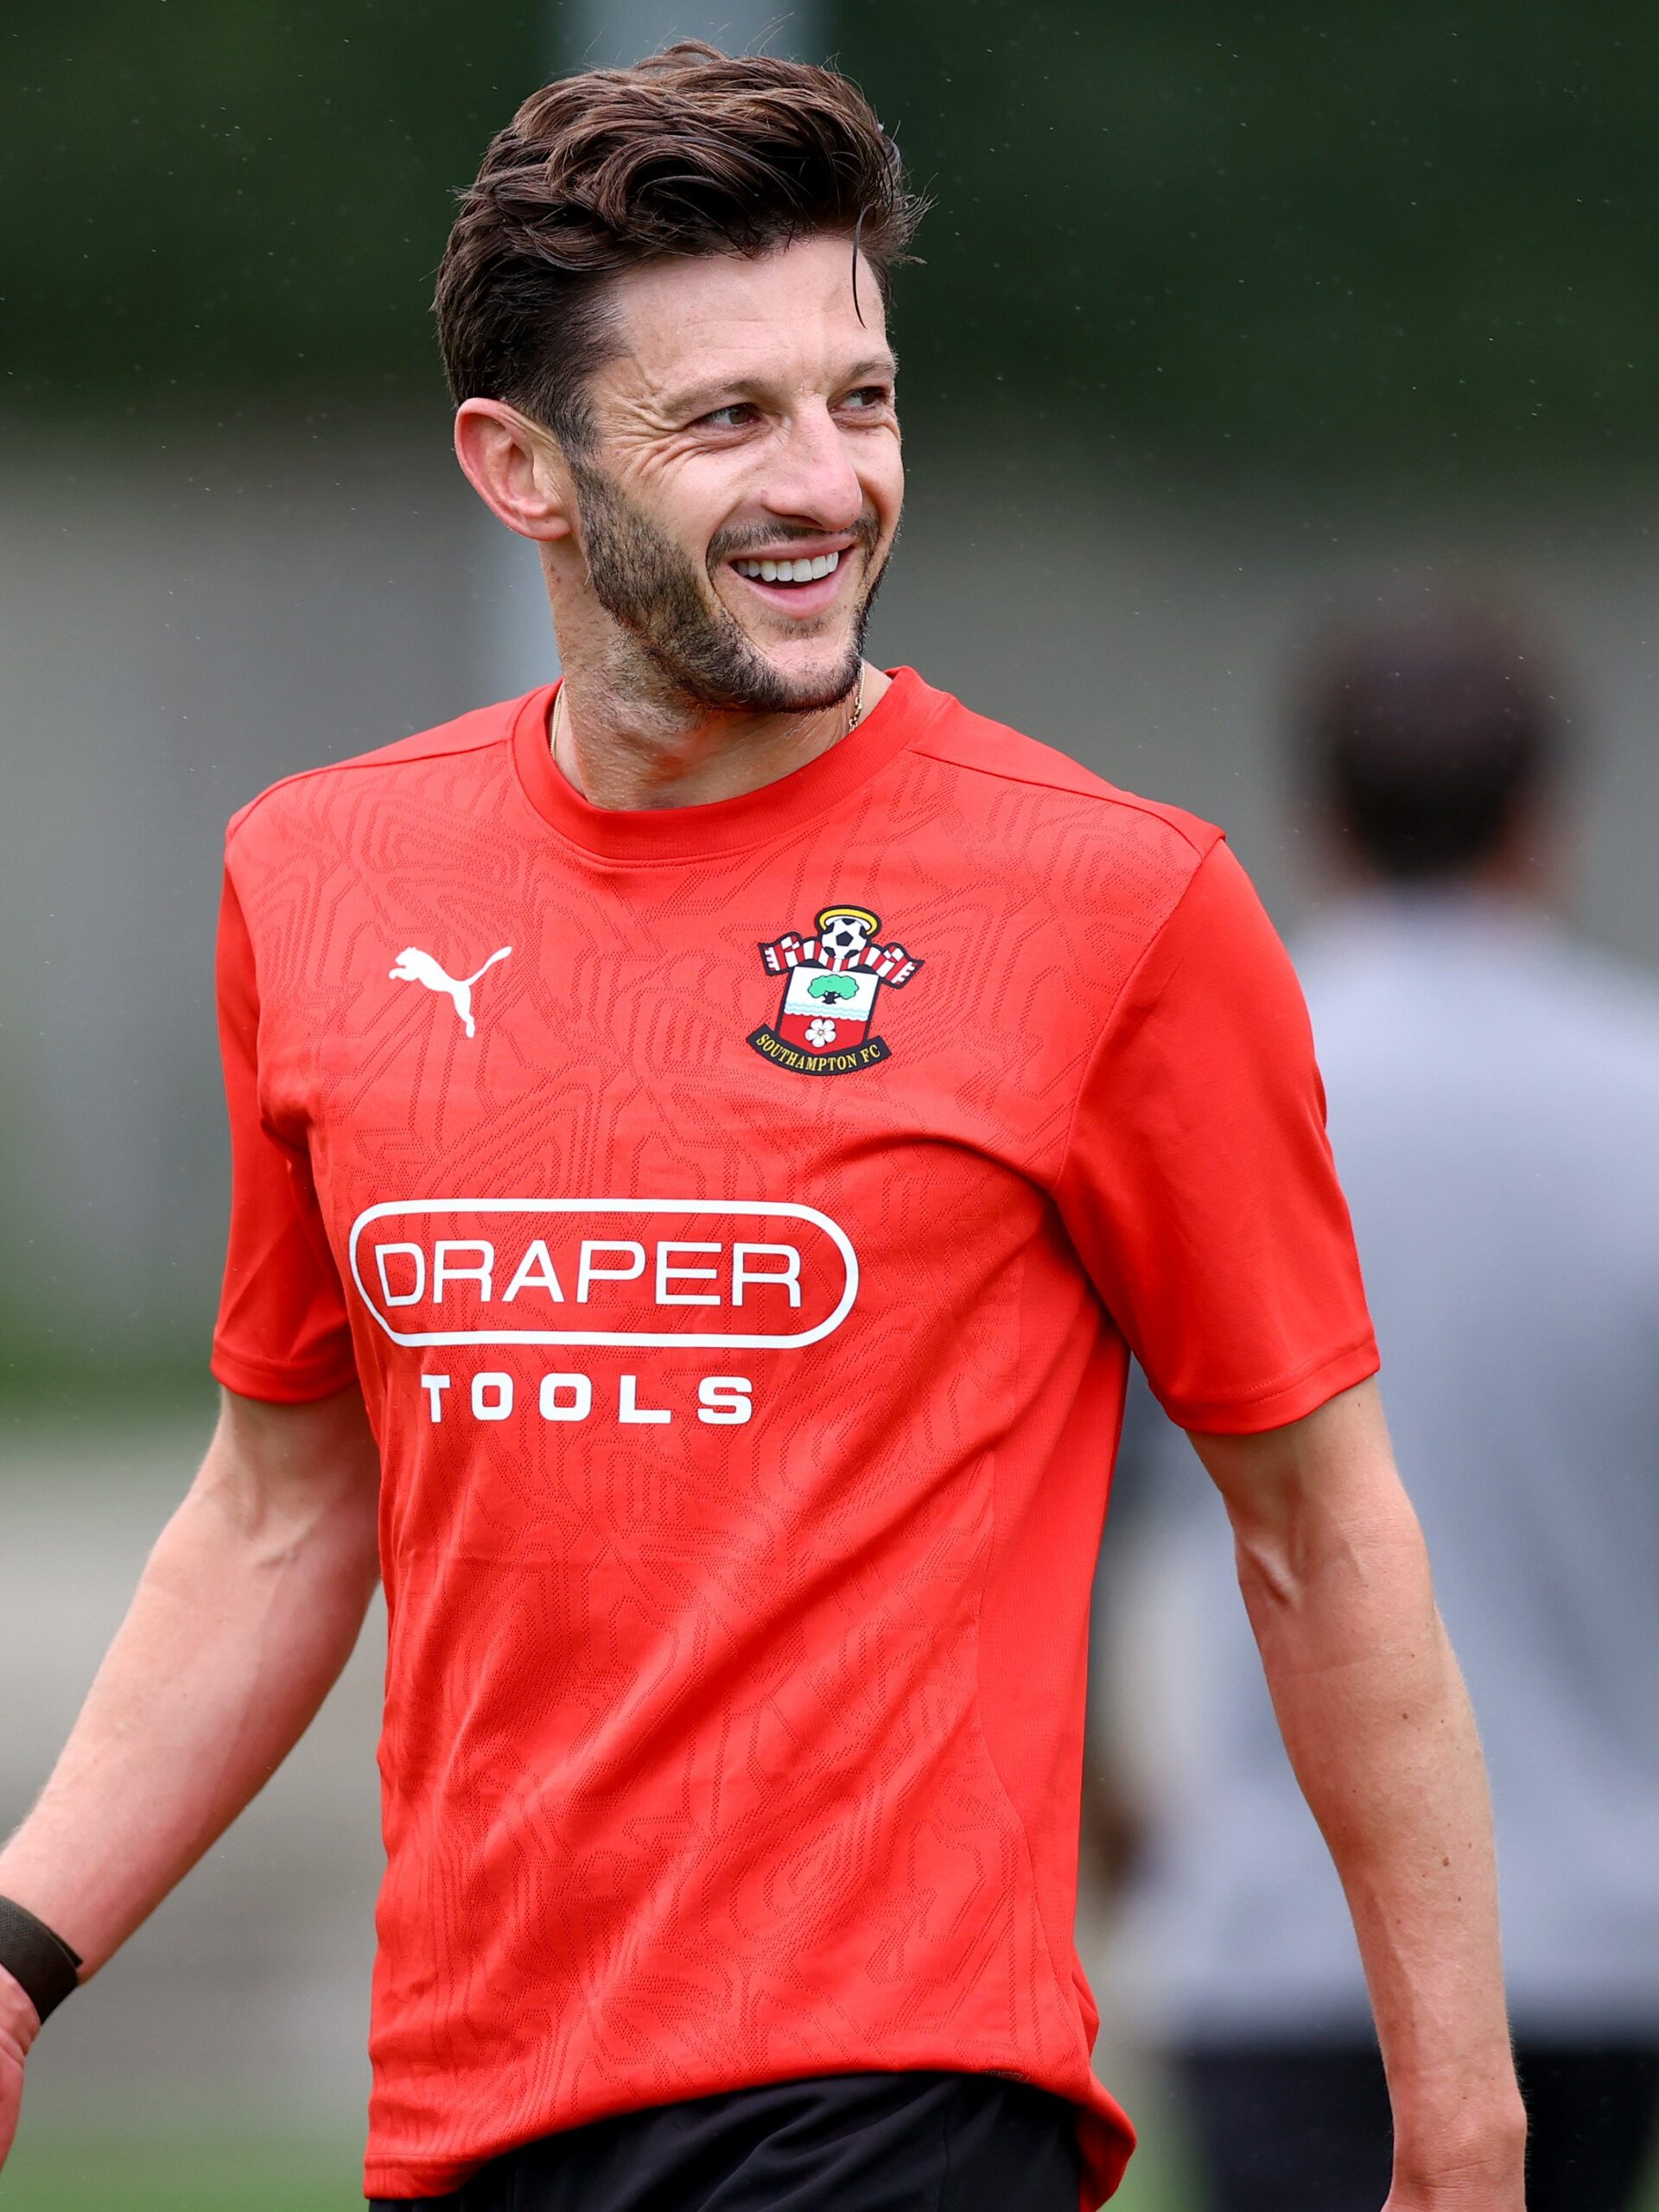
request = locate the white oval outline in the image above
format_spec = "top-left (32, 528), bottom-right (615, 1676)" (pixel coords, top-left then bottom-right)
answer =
top-left (347, 1198), bottom-right (858, 1351)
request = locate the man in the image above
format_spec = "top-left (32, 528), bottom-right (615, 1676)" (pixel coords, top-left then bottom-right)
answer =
top-left (0, 47), bottom-right (1523, 2212)
top-left (1107, 611), bottom-right (1659, 2211)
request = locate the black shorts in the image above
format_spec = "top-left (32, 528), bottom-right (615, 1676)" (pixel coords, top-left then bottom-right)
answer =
top-left (369, 2069), bottom-right (1081, 2211)
top-left (1175, 2039), bottom-right (1659, 2212)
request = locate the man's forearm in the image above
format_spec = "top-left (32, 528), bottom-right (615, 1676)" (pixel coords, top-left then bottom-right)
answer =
top-left (1198, 1382), bottom-right (1525, 2204)
top-left (1248, 1515), bottom-right (1516, 2173)
top-left (0, 1389), bottom-right (379, 1980)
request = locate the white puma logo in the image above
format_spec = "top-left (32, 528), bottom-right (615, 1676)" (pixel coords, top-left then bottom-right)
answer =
top-left (389, 945), bottom-right (512, 1038)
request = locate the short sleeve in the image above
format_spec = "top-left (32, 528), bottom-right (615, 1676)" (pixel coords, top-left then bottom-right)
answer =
top-left (1055, 840), bottom-right (1377, 1433)
top-left (211, 866), bottom-right (359, 1402)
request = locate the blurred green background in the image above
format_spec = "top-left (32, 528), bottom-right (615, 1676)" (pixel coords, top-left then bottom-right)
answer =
top-left (3, 6), bottom-right (1656, 2206)
top-left (11, 4), bottom-right (1659, 480)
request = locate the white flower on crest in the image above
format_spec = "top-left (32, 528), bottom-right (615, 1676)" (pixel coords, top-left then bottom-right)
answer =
top-left (804, 1017), bottom-right (838, 1047)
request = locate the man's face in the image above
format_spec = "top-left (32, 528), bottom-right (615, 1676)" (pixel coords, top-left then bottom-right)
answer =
top-left (565, 235), bottom-right (904, 714)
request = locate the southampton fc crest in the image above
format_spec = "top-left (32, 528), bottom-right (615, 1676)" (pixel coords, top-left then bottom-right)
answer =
top-left (747, 902), bottom-right (924, 1077)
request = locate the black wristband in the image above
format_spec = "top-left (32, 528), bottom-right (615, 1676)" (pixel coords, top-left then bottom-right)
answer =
top-left (0, 1897), bottom-right (82, 2024)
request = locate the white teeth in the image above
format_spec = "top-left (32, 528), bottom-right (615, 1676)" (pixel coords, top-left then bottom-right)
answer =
top-left (733, 550), bottom-right (843, 583)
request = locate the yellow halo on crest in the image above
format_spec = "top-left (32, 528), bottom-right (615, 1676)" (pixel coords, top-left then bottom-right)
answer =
top-left (816, 904), bottom-right (880, 936)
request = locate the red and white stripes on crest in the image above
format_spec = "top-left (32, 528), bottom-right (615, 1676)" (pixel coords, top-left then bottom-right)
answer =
top-left (758, 932), bottom-right (923, 987)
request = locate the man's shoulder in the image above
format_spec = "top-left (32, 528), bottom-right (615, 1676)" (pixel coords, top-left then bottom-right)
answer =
top-left (225, 693), bottom-right (523, 856)
top-left (904, 675), bottom-right (1223, 884)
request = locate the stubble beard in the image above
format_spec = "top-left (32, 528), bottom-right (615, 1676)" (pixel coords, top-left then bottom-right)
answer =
top-left (569, 457), bottom-right (889, 717)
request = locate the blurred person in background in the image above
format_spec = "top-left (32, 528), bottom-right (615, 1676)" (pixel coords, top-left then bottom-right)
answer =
top-left (1100, 607), bottom-right (1659, 2212)
top-left (0, 47), bottom-right (1526, 2212)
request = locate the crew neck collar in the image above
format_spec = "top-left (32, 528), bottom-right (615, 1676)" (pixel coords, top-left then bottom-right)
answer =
top-left (510, 666), bottom-right (939, 862)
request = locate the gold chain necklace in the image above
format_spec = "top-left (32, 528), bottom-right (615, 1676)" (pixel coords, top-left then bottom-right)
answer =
top-left (846, 667), bottom-right (867, 732)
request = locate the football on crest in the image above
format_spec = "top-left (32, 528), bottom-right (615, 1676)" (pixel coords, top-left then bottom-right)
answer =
top-left (817, 906), bottom-right (879, 960)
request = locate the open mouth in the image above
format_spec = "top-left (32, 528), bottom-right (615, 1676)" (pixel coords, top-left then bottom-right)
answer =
top-left (724, 543), bottom-right (853, 619)
top-left (731, 550), bottom-right (842, 586)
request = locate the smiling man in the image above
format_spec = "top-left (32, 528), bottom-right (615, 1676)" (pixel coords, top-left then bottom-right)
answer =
top-left (0, 44), bottom-right (1524, 2212)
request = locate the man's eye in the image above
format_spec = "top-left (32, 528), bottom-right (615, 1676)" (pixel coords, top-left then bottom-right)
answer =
top-left (699, 403), bottom-right (757, 430)
top-left (841, 386), bottom-right (892, 413)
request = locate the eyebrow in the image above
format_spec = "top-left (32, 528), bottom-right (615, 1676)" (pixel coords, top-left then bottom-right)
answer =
top-left (664, 354), bottom-right (899, 422)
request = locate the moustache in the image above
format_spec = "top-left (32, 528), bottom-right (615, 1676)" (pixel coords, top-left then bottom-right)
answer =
top-left (707, 512), bottom-right (883, 566)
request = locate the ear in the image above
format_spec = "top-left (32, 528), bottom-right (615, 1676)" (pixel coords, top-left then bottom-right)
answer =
top-left (453, 399), bottom-right (575, 543)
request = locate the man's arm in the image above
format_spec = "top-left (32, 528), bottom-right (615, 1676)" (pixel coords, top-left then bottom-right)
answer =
top-left (1191, 1376), bottom-right (1525, 2211)
top-left (0, 1384), bottom-right (380, 2167)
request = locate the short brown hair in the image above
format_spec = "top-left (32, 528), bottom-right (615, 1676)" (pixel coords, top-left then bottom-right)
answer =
top-left (1298, 608), bottom-right (1564, 880)
top-left (435, 42), bottom-right (925, 448)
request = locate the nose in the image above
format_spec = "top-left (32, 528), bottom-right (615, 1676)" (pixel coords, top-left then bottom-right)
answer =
top-left (758, 399), bottom-right (865, 533)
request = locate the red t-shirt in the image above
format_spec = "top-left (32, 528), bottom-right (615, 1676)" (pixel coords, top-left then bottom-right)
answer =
top-left (213, 669), bottom-right (1376, 2205)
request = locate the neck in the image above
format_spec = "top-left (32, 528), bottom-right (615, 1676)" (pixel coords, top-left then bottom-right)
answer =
top-left (552, 660), bottom-right (891, 812)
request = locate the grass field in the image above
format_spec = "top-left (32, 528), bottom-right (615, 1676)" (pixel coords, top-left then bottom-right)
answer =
top-left (3, 2133), bottom-right (359, 2210)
